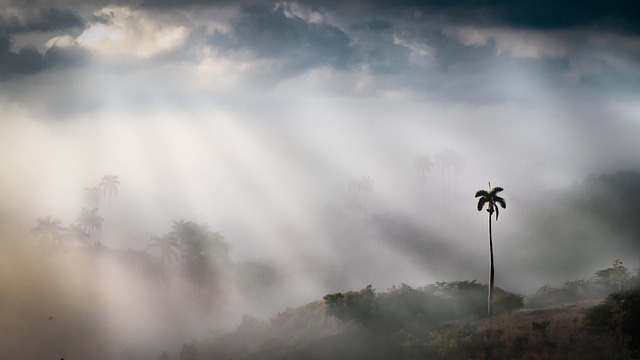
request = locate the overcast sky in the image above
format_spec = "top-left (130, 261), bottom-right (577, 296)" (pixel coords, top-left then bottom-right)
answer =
top-left (2, 0), bottom-right (640, 296)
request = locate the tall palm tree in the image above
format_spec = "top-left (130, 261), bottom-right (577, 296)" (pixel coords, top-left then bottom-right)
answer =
top-left (83, 187), bottom-right (102, 208)
top-left (146, 235), bottom-right (180, 266)
top-left (475, 183), bottom-right (506, 315)
top-left (414, 154), bottom-right (433, 198)
top-left (100, 175), bottom-right (120, 211)
top-left (31, 216), bottom-right (66, 244)
top-left (76, 207), bottom-right (104, 242)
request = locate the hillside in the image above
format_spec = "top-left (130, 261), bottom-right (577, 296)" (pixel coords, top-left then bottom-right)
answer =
top-left (187, 284), bottom-right (638, 360)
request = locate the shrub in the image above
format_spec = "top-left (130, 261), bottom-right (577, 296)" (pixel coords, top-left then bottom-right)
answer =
top-left (584, 286), bottom-right (640, 357)
top-left (492, 290), bottom-right (524, 314)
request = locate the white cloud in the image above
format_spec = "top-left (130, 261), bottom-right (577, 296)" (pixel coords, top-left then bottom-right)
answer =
top-left (45, 34), bottom-right (77, 48)
top-left (446, 27), bottom-right (570, 59)
top-left (75, 6), bottom-right (189, 58)
top-left (393, 33), bottom-right (435, 66)
top-left (274, 1), bottom-right (325, 24)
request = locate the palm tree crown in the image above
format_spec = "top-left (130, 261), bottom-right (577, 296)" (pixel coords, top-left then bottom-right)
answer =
top-left (347, 176), bottom-right (374, 194)
top-left (475, 185), bottom-right (507, 220)
top-left (436, 149), bottom-right (465, 195)
top-left (100, 175), bottom-right (120, 210)
top-left (76, 207), bottom-right (104, 240)
top-left (414, 154), bottom-right (434, 176)
top-left (31, 216), bottom-right (66, 244)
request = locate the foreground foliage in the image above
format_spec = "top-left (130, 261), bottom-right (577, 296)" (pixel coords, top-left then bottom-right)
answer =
top-left (585, 286), bottom-right (640, 357)
top-left (193, 278), bottom-right (640, 360)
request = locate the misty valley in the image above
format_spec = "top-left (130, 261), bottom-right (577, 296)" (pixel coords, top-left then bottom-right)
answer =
top-left (3, 1), bottom-right (640, 358)
top-left (3, 171), bottom-right (640, 359)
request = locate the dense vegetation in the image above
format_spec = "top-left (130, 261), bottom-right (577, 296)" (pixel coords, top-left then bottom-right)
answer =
top-left (191, 276), bottom-right (640, 360)
top-left (528, 259), bottom-right (639, 307)
top-left (585, 286), bottom-right (640, 358)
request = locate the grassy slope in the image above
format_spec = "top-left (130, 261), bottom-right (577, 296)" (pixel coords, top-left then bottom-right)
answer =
top-left (197, 297), bottom-right (634, 360)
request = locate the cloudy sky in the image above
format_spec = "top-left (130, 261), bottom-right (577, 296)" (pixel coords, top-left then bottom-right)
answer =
top-left (2, 0), bottom-right (640, 295)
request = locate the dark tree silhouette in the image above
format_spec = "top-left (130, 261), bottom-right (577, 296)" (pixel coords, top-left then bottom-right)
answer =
top-left (76, 207), bottom-right (104, 242)
top-left (146, 234), bottom-right (179, 266)
top-left (475, 183), bottom-right (506, 315)
top-left (414, 154), bottom-right (433, 199)
top-left (170, 220), bottom-right (230, 308)
top-left (31, 216), bottom-right (66, 244)
top-left (83, 186), bottom-right (102, 208)
top-left (171, 221), bottom-right (228, 263)
top-left (595, 259), bottom-right (631, 291)
top-left (100, 174), bottom-right (120, 211)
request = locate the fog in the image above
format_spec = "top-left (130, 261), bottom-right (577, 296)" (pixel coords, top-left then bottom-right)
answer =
top-left (2, 0), bottom-right (640, 358)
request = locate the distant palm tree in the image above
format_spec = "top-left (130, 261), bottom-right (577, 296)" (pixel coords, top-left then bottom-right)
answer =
top-left (76, 207), bottom-right (104, 242)
top-left (170, 219), bottom-right (191, 255)
top-left (414, 154), bottom-right (433, 198)
top-left (100, 175), bottom-right (120, 211)
top-left (475, 183), bottom-right (506, 315)
top-left (31, 216), bottom-right (66, 244)
top-left (83, 187), bottom-right (102, 208)
top-left (146, 235), bottom-right (179, 266)
top-left (347, 176), bottom-right (374, 215)
top-left (451, 153), bottom-right (465, 194)
top-left (348, 176), bottom-right (374, 196)
top-left (435, 149), bottom-right (465, 196)
top-left (62, 223), bottom-right (90, 245)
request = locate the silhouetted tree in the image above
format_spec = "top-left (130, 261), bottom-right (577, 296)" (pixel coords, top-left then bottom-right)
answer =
top-left (435, 149), bottom-right (465, 196)
top-left (595, 259), bottom-right (631, 291)
top-left (347, 176), bottom-right (374, 215)
top-left (414, 154), bottom-right (433, 199)
top-left (62, 223), bottom-right (89, 245)
top-left (146, 234), bottom-right (179, 266)
top-left (83, 186), bottom-right (102, 208)
top-left (100, 174), bottom-right (120, 211)
top-left (76, 207), bottom-right (104, 243)
top-left (475, 183), bottom-right (506, 315)
top-left (31, 216), bottom-right (66, 244)
top-left (170, 220), bottom-right (230, 307)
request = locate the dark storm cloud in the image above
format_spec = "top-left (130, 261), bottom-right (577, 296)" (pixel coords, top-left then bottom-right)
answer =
top-left (0, 6), bottom-right (86, 77)
top-left (298, 0), bottom-right (640, 34)
top-left (0, 7), bottom-right (85, 34)
top-left (580, 64), bottom-right (640, 93)
top-left (6, 0), bottom-right (640, 35)
top-left (210, 4), bottom-right (356, 75)
top-left (0, 35), bottom-right (88, 78)
top-left (349, 19), bottom-right (393, 32)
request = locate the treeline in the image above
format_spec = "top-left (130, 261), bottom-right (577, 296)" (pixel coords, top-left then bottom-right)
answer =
top-left (323, 281), bottom-right (522, 331)
top-left (192, 280), bottom-right (523, 360)
top-left (528, 259), bottom-right (639, 307)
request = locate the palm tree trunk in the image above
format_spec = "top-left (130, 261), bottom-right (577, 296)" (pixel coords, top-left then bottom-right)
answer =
top-left (488, 212), bottom-right (494, 315)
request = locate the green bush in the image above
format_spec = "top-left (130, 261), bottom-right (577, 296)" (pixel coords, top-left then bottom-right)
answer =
top-left (584, 286), bottom-right (640, 357)
top-left (323, 281), bottom-right (524, 334)
top-left (492, 289), bottom-right (524, 314)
